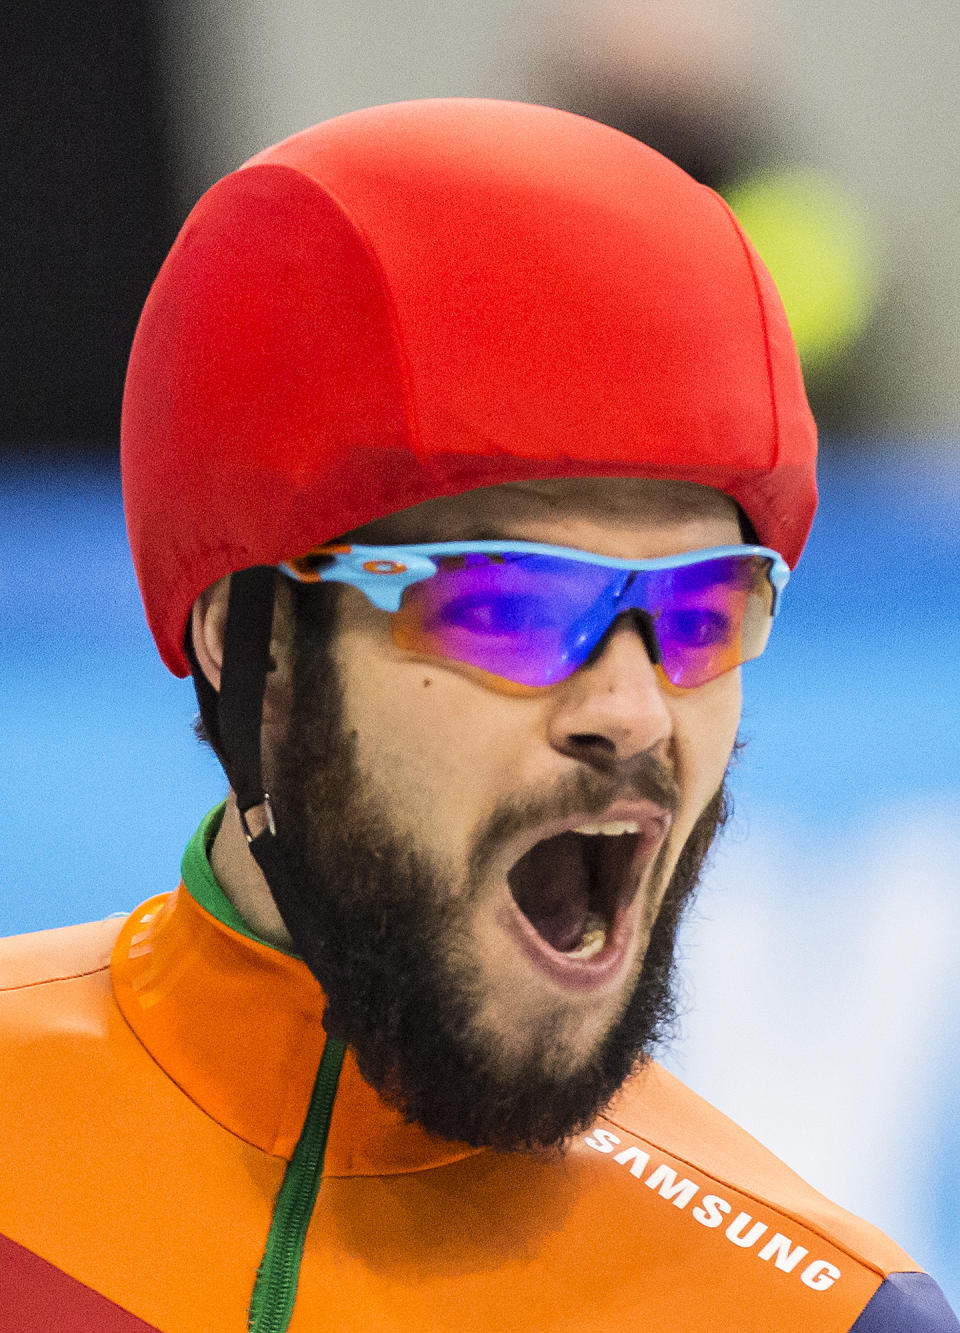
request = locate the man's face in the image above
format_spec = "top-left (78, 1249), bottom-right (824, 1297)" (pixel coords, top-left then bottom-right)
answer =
top-left (266, 478), bottom-right (742, 1148)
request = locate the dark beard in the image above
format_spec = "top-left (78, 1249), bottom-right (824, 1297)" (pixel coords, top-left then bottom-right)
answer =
top-left (266, 590), bottom-right (730, 1152)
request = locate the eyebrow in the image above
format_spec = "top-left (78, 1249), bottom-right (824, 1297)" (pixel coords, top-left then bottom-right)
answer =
top-left (371, 524), bottom-right (518, 545)
top-left (444, 526), bottom-right (514, 543)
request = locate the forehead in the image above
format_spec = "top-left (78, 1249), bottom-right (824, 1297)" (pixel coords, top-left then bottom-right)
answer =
top-left (343, 478), bottom-right (741, 550)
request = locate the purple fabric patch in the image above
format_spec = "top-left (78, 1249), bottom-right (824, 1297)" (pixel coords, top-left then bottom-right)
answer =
top-left (850, 1273), bottom-right (960, 1333)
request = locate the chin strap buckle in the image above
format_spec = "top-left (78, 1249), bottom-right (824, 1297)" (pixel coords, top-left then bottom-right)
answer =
top-left (239, 792), bottom-right (277, 843)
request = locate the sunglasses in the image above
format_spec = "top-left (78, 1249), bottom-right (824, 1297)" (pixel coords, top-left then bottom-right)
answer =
top-left (280, 541), bottom-right (790, 691)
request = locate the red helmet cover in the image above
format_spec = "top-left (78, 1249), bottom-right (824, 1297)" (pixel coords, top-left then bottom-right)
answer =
top-left (121, 99), bottom-right (817, 677)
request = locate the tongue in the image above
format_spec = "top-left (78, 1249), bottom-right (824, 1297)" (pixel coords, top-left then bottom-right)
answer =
top-left (507, 831), bottom-right (591, 952)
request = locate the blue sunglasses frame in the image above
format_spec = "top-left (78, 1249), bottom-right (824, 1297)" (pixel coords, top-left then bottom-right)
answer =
top-left (280, 540), bottom-right (790, 615)
top-left (280, 540), bottom-right (790, 690)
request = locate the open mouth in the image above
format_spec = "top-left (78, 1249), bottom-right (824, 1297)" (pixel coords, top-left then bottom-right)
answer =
top-left (506, 822), bottom-right (643, 962)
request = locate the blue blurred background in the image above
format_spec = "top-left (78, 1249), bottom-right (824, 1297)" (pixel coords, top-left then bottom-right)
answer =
top-left (2, 0), bottom-right (958, 1311)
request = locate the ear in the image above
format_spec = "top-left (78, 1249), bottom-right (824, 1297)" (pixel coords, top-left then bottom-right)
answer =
top-left (190, 576), bottom-right (232, 693)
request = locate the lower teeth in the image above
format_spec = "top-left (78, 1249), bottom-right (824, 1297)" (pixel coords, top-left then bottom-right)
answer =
top-left (563, 913), bottom-right (607, 959)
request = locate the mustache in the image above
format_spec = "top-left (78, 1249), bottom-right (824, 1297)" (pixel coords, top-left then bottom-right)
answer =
top-left (469, 751), bottom-right (679, 884)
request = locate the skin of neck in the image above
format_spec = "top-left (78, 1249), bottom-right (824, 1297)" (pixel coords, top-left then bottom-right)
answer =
top-left (210, 792), bottom-right (294, 948)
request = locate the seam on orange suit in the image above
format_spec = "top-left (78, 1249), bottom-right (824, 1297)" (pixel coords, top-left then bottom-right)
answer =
top-left (0, 962), bottom-right (111, 993)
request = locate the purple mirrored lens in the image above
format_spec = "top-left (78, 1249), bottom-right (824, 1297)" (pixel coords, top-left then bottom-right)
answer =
top-left (622, 555), bottom-right (774, 687)
top-left (392, 551), bottom-right (775, 690)
top-left (393, 552), bottom-right (619, 685)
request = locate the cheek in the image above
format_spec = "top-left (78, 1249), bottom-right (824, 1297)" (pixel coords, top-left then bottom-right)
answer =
top-left (334, 626), bottom-right (531, 848)
top-left (669, 669), bottom-right (742, 838)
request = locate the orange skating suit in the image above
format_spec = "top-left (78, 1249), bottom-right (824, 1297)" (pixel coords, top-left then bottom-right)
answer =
top-left (1, 810), bottom-right (956, 1332)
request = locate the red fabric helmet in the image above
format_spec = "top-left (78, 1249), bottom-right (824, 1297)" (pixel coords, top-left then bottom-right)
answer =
top-left (121, 98), bottom-right (817, 678)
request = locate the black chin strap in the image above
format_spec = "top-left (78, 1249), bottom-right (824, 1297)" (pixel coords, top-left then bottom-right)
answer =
top-left (218, 566), bottom-right (277, 839)
top-left (218, 567), bottom-right (346, 1038)
top-left (217, 566), bottom-right (316, 958)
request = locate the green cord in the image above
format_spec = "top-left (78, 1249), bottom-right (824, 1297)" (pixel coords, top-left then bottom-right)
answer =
top-left (248, 1037), bottom-right (347, 1332)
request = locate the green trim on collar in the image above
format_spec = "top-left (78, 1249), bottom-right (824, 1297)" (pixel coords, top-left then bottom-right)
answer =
top-left (181, 803), bottom-right (300, 958)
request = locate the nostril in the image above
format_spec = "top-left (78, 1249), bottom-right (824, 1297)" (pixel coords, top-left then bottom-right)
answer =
top-left (567, 732), bottom-right (618, 756)
top-left (554, 731), bottom-right (623, 775)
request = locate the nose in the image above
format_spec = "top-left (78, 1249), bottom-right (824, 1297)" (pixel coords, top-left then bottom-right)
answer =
top-left (546, 615), bottom-right (673, 771)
